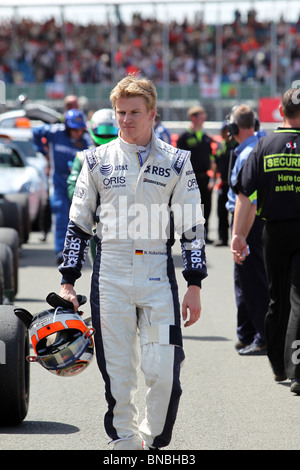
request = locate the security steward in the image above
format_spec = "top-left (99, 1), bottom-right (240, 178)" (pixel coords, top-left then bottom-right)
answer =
top-left (231, 88), bottom-right (300, 394)
top-left (226, 105), bottom-right (269, 356)
top-left (177, 106), bottom-right (216, 243)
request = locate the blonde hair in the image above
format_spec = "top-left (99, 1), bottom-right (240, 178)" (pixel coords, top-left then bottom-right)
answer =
top-left (110, 75), bottom-right (157, 112)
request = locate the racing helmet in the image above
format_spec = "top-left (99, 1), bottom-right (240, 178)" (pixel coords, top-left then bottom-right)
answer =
top-left (15, 293), bottom-right (95, 377)
top-left (65, 109), bottom-right (87, 130)
top-left (89, 108), bottom-right (118, 145)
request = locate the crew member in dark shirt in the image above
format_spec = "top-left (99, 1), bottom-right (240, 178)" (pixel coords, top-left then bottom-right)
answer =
top-left (231, 88), bottom-right (300, 395)
top-left (177, 106), bottom-right (216, 243)
top-left (214, 121), bottom-right (238, 246)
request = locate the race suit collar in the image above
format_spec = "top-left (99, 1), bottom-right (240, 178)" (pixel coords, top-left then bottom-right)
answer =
top-left (119, 129), bottom-right (161, 155)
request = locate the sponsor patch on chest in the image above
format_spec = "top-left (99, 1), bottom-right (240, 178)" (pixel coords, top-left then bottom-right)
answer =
top-left (85, 149), bottom-right (98, 171)
top-left (172, 150), bottom-right (189, 175)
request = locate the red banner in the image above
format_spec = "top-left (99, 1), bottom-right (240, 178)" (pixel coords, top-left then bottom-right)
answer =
top-left (258, 97), bottom-right (282, 122)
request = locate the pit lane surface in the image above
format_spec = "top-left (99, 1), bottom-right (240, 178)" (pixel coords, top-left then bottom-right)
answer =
top-left (0, 202), bottom-right (299, 451)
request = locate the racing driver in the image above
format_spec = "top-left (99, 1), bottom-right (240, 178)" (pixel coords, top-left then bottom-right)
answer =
top-left (58, 75), bottom-right (208, 450)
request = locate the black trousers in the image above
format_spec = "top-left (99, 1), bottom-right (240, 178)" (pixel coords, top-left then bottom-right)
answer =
top-left (196, 174), bottom-right (212, 239)
top-left (217, 182), bottom-right (229, 244)
top-left (263, 219), bottom-right (300, 379)
top-left (234, 216), bottom-right (269, 346)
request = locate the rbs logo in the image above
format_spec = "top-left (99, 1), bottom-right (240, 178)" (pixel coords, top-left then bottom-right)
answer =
top-left (144, 165), bottom-right (171, 177)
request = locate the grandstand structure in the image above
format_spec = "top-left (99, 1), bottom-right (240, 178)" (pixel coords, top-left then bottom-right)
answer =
top-left (0, 0), bottom-right (299, 121)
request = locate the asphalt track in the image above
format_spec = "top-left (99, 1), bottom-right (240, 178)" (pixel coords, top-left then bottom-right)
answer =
top-left (0, 194), bottom-right (299, 452)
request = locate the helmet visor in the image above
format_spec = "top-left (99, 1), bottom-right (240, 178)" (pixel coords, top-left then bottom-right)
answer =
top-left (92, 124), bottom-right (118, 136)
top-left (90, 124), bottom-right (118, 145)
top-left (36, 331), bottom-right (94, 376)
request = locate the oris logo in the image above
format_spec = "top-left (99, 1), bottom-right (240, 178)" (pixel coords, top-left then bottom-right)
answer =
top-left (100, 164), bottom-right (114, 176)
top-left (103, 176), bottom-right (126, 186)
top-left (187, 178), bottom-right (197, 188)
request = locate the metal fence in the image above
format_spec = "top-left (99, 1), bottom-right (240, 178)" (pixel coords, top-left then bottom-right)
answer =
top-left (2, 82), bottom-right (274, 121)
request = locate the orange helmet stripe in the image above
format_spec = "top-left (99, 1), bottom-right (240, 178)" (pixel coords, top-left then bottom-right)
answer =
top-left (37, 321), bottom-right (65, 341)
top-left (66, 319), bottom-right (87, 334)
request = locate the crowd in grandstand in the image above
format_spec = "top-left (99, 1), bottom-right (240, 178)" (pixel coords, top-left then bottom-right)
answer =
top-left (0, 9), bottom-right (300, 86)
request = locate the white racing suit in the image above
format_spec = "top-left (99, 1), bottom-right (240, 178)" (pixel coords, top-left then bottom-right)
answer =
top-left (59, 131), bottom-right (207, 449)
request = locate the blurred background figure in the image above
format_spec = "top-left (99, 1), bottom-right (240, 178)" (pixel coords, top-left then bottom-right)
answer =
top-left (154, 114), bottom-right (171, 144)
top-left (214, 121), bottom-right (238, 246)
top-left (177, 105), bottom-right (216, 243)
top-left (67, 108), bottom-right (119, 260)
top-left (226, 104), bottom-right (269, 355)
top-left (64, 95), bottom-right (79, 111)
top-left (33, 109), bottom-right (92, 264)
top-left (38, 94), bottom-right (81, 242)
top-left (68, 108), bottom-right (119, 200)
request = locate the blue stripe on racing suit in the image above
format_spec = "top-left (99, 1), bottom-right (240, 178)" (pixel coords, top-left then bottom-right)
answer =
top-left (59, 221), bottom-right (91, 285)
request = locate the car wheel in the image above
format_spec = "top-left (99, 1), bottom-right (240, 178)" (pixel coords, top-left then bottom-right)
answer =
top-left (5, 194), bottom-right (30, 244)
top-left (0, 197), bottom-right (24, 245)
top-left (0, 305), bottom-right (30, 425)
top-left (0, 207), bottom-right (4, 226)
top-left (0, 243), bottom-right (15, 303)
top-left (0, 260), bottom-right (4, 305)
top-left (0, 228), bottom-right (19, 296)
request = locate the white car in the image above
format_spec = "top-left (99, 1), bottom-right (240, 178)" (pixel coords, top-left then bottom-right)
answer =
top-left (0, 103), bottom-right (63, 186)
top-left (0, 103), bottom-right (63, 238)
top-left (0, 103), bottom-right (62, 128)
top-left (0, 127), bottom-right (48, 187)
top-left (0, 137), bottom-right (48, 228)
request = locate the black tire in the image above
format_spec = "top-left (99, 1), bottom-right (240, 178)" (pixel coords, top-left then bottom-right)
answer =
top-left (0, 305), bottom-right (30, 425)
top-left (0, 228), bottom-right (19, 296)
top-left (0, 198), bottom-right (24, 245)
top-left (0, 243), bottom-right (15, 303)
top-left (0, 260), bottom-right (4, 305)
top-left (5, 194), bottom-right (30, 244)
top-left (0, 207), bottom-right (4, 226)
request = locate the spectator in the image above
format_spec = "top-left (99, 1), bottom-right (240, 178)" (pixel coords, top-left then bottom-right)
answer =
top-left (0, 12), bottom-right (299, 89)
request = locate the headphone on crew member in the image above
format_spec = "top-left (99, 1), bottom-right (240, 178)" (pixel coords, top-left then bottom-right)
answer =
top-left (227, 116), bottom-right (239, 138)
top-left (226, 106), bottom-right (259, 139)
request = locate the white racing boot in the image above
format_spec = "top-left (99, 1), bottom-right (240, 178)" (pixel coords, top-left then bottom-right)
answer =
top-left (113, 435), bottom-right (146, 450)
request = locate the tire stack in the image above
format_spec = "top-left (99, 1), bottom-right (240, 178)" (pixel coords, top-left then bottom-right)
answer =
top-left (0, 195), bottom-right (30, 425)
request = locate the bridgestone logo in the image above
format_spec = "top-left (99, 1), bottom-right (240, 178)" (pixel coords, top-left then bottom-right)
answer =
top-left (0, 340), bottom-right (6, 364)
top-left (143, 178), bottom-right (166, 187)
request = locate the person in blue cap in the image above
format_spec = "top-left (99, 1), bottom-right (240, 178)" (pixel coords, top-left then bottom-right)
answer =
top-left (67, 108), bottom-right (119, 261)
top-left (33, 108), bottom-right (93, 264)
